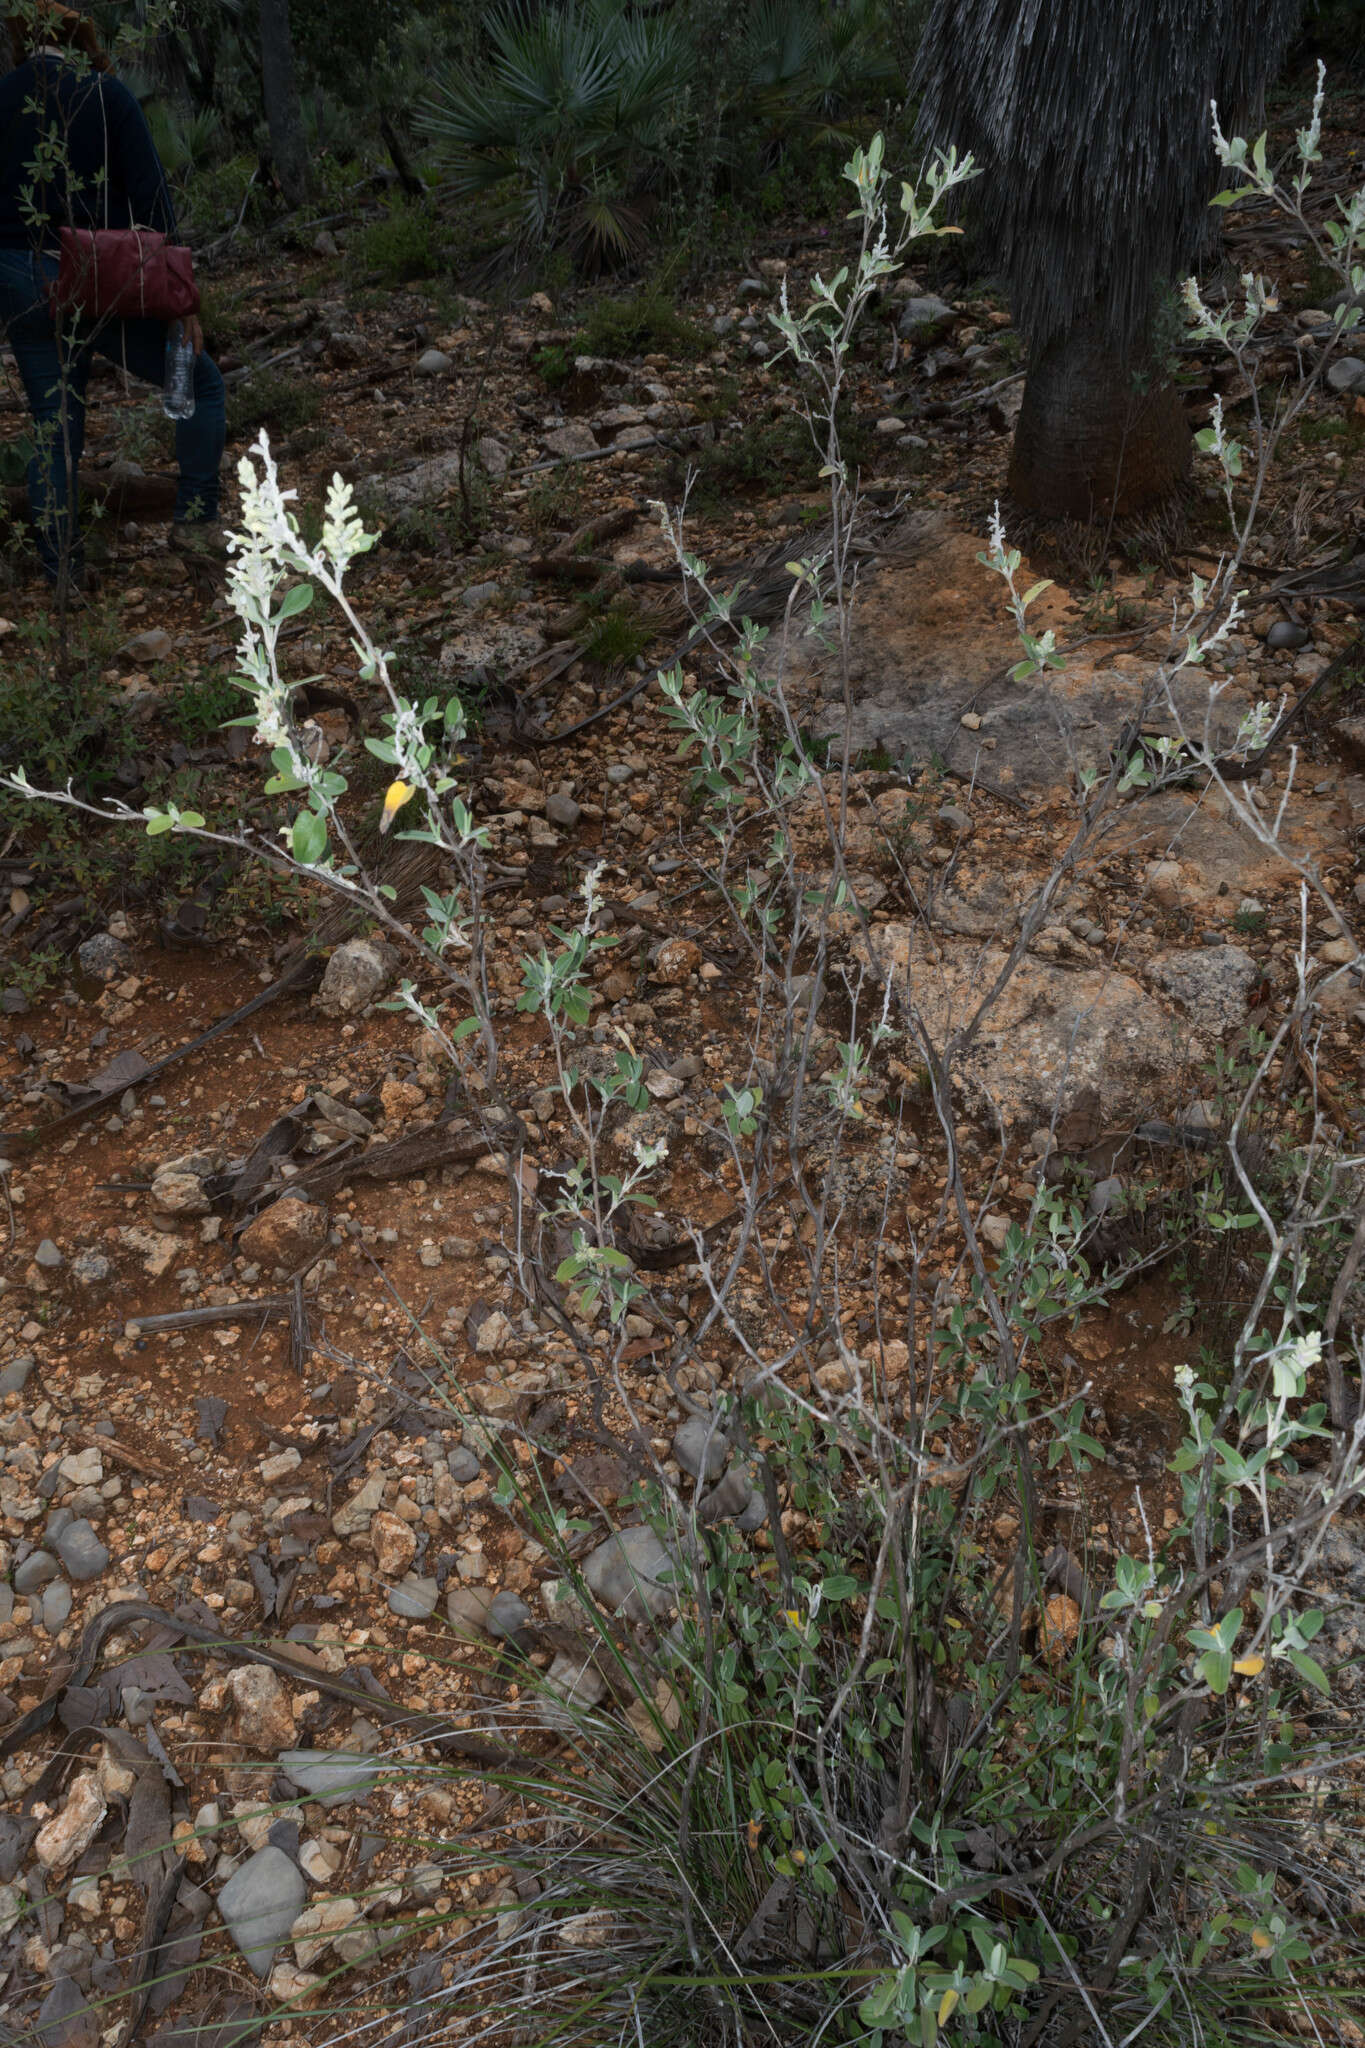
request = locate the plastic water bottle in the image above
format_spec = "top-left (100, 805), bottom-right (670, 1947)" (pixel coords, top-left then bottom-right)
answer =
top-left (162, 322), bottom-right (196, 420)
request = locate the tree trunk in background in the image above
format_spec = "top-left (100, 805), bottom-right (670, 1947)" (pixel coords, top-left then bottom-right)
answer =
top-left (1008, 320), bottom-right (1191, 520)
top-left (258, 0), bottom-right (311, 209)
top-left (379, 109), bottom-right (425, 200)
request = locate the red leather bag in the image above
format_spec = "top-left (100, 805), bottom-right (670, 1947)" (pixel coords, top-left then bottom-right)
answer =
top-left (49, 225), bottom-right (199, 323)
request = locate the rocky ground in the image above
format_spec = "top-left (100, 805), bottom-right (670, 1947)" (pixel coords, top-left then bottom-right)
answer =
top-left (3, 93), bottom-right (1365, 2046)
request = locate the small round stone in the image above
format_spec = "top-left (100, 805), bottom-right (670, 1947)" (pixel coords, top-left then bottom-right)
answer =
top-left (42, 1580), bottom-right (73, 1631)
top-left (485, 1590), bottom-right (534, 1641)
top-left (77, 933), bottom-right (132, 981)
top-left (14, 1549), bottom-right (59, 1594)
top-left (387, 1573), bottom-right (438, 1620)
top-left (55, 1521), bottom-right (110, 1582)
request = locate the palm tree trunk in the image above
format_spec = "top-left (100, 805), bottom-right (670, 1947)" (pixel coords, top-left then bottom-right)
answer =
top-left (258, 0), bottom-right (311, 209)
top-left (1008, 318), bottom-right (1190, 519)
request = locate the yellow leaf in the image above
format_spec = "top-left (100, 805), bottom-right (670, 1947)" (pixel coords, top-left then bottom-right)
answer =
top-left (380, 779), bottom-right (415, 834)
top-left (1233, 1655), bottom-right (1265, 1676)
top-left (938, 1988), bottom-right (960, 2023)
top-left (623, 1697), bottom-right (664, 1753)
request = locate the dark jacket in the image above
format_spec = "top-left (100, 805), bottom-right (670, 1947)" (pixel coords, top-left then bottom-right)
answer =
top-left (0, 56), bottom-right (177, 249)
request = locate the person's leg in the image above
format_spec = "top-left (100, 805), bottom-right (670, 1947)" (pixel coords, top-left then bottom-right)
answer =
top-left (0, 249), bottom-right (92, 581)
top-left (89, 316), bottom-right (226, 524)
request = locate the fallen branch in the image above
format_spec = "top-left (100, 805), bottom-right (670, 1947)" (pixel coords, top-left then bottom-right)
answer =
top-left (4, 468), bottom-right (178, 522)
top-left (507, 432), bottom-right (679, 479)
top-left (285, 1111), bottom-right (526, 1201)
top-left (221, 343), bottom-right (303, 389)
top-left (525, 552), bottom-right (678, 585)
top-left (63, 1427), bottom-right (173, 1480)
top-left (125, 1298), bottom-right (292, 1336)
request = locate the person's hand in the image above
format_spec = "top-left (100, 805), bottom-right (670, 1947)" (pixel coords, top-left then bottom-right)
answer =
top-left (182, 315), bottom-right (205, 356)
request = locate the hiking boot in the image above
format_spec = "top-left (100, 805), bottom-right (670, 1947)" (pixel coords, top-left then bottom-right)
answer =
top-left (168, 520), bottom-right (230, 562)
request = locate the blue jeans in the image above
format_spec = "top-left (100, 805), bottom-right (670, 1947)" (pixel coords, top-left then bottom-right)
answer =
top-left (0, 245), bottom-right (225, 580)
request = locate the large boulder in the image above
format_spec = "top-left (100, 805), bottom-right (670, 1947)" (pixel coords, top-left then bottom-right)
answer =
top-left (864, 927), bottom-right (1180, 1130)
top-left (1148, 946), bottom-right (1260, 1040)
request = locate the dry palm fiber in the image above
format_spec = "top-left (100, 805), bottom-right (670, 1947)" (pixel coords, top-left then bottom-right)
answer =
top-left (913, 0), bottom-right (1305, 354)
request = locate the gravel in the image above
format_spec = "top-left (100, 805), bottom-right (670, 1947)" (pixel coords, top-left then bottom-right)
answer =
top-left (545, 791), bottom-right (582, 829)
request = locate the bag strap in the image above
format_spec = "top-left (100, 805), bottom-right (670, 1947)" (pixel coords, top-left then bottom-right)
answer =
top-left (97, 77), bottom-right (134, 380)
top-left (100, 69), bottom-right (110, 230)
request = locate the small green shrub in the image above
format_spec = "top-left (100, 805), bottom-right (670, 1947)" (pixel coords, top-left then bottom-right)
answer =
top-left (532, 342), bottom-right (572, 387)
top-left (522, 464), bottom-right (591, 533)
top-left (227, 370), bottom-right (323, 443)
top-left (572, 285), bottom-right (709, 360)
top-left (353, 199), bottom-right (447, 284)
top-left (145, 102), bottom-right (226, 191)
top-left (379, 475), bottom-right (490, 553)
top-left (0, 613), bottom-right (234, 917)
top-left (198, 283), bottom-right (251, 357)
top-left (582, 600), bottom-right (652, 670)
top-left (165, 668), bottom-right (243, 747)
top-left (183, 152), bottom-right (271, 236)
top-left (416, 0), bottom-right (688, 271)
top-left (0, 435), bottom-right (34, 487)
top-left (106, 400), bottom-right (175, 472)
top-left (0, 611), bottom-right (128, 805)
top-left (1, 943), bottom-right (65, 1001)
top-left (678, 403), bottom-right (874, 508)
